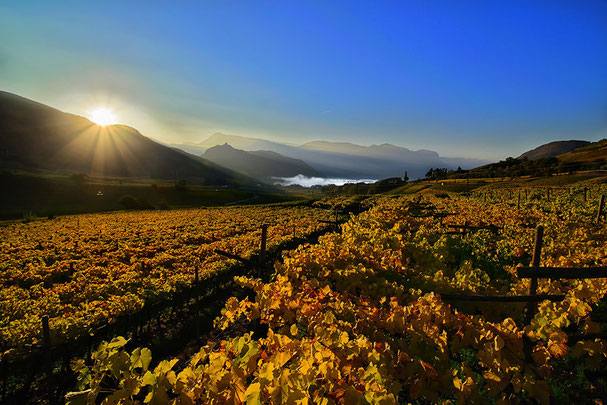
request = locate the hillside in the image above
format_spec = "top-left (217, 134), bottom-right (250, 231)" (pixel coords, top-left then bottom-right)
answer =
top-left (557, 138), bottom-right (607, 165)
top-left (440, 138), bottom-right (607, 180)
top-left (0, 91), bottom-right (249, 185)
top-left (518, 140), bottom-right (591, 160)
top-left (202, 143), bottom-right (319, 179)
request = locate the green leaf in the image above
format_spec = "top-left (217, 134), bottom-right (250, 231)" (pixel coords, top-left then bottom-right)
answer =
top-left (108, 336), bottom-right (129, 349)
top-left (131, 347), bottom-right (152, 372)
top-left (107, 351), bottom-right (131, 379)
top-left (154, 359), bottom-right (178, 374)
top-left (142, 371), bottom-right (157, 386)
top-left (244, 382), bottom-right (262, 405)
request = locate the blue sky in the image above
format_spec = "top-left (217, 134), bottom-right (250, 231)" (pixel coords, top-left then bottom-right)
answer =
top-left (1, 1), bottom-right (606, 160)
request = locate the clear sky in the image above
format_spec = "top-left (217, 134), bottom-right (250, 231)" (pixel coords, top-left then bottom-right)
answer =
top-left (1, 1), bottom-right (606, 160)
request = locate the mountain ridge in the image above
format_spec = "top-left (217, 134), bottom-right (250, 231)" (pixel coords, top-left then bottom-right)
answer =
top-left (202, 143), bottom-right (320, 179)
top-left (184, 133), bottom-right (489, 180)
top-left (0, 90), bottom-right (252, 186)
top-left (518, 140), bottom-right (591, 160)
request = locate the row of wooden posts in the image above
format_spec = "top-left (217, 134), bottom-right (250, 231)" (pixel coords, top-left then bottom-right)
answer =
top-left (12, 203), bottom-right (607, 399)
top-left (4, 219), bottom-right (311, 402)
top-left (31, 210), bottom-right (346, 355)
top-left (481, 186), bottom-right (597, 203)
top-left (39, 214), bottom-right (343, 349)
top-left (438, 222), bottom-right (607, 342)
top-left (480, 188), bottom-right (606, 223)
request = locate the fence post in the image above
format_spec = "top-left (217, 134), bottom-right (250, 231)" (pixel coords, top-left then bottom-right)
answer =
top-left (517, 191), bottom-right (521, 210)
top-left (259, 224), bottom-right (268, 277)
top-left (597, 195), bottom-right (605, 224)
top-left (41, 315), bottom-right (52, 375)
top-left (526, 226), bottom-right (544, 323)
top-left (42, 315), bottom-right (50, 348)
top-left (334, 209), bottom-right (339, 232)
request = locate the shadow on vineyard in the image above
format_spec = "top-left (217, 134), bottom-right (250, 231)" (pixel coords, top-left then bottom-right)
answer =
top-left (0, 207), bottom-right (351, 404)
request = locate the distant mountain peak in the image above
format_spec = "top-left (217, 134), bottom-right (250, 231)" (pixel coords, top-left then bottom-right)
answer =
top-left (202, 143), bottom-right (319, 179)
top-left (186, 132), bottom-right (488, 180)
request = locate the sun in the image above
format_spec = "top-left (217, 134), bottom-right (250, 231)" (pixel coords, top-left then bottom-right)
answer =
top-left (88, 107), bottom-right (117, 126)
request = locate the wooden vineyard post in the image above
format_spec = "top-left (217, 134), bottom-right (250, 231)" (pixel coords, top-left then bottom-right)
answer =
top-left (517, 191), bottom-right (521, 210)
top-left (597, 195), bottom-right (605, 224)
top-left (252, 224), bottom-right (268, 338)
top-left (42, 315), bottom-right (51, 348)
top-left (42, 315), bottom-right (52, 373)
top-left (334, 209), bottom-right (339, 232)
top-left (584, 187), bottom-right (588, 203)
top-left (526, 226), bottom-right (544, 323)
top-left (546, 188), bottom-right (550, 201)
top-left (259, 224), bottom-right (268, 278)
top-left (524, 189), bottom-right (528, 202)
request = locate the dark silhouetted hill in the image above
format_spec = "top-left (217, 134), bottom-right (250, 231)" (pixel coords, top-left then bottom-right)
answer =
top-left (0, 91), bottom-right (251, 185)
top-left (441, 139), bottom-right (607, 180)
top-left (518, 140), bottom-right (591, 160)
top-left (202, 143), bottom-right (319, 179)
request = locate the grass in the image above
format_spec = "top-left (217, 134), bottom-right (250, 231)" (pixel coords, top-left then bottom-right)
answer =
top-left (383, 172), bottom-right (607, 198)
top-left (0, 171), bottom-right (295, 219)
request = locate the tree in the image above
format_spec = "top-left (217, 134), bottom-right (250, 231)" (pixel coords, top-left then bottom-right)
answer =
top-left (70, 173), bottom-right (87, 187)
top-left (403, 170), bottom-right (409, 183)
top-left (120, 195), bottom-right (140, 210)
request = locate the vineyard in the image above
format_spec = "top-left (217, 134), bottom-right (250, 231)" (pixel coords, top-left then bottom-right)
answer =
top-left (65, 185), bottom-right (607, 404)
top-left (0, 203), bottom-right (335, 355)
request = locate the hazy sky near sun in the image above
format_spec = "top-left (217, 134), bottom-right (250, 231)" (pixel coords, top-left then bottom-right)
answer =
top-left (1, 1), bottom-right (606, 160)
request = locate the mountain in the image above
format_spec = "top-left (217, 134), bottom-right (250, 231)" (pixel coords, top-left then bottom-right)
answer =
top-left (518, 140), bottom-right (591, 160)
top-left (202, 143), bottom-right (320, 179)
top-left (198, 133), bottom-right (296, 155)
top-left (167, 142), bottom-right (207, 156)
top-left (300, 141), bottom-right (438, 160)
top-left (187, 134), bottom-right (489, 180)
top-left (0, 91), bottom-right (250, 185)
